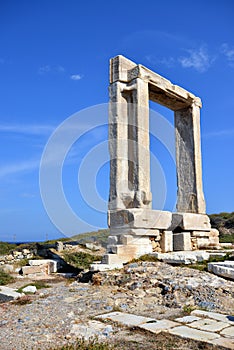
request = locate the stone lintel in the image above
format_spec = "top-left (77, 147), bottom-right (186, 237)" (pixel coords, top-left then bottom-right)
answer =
top-left (108, 209), bottom-right (172, 230)
top-left (109, 55), bottom-right (201, 111)
top-left (172, 213), bottom-right (211, 231)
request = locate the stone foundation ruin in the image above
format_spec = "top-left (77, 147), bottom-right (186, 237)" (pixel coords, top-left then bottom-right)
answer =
top-left (95, 55), bottom-right (220, 268)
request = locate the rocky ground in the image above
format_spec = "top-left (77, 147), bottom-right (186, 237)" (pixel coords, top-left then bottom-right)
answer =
top-left (0, 260), bottom-right (234, 349)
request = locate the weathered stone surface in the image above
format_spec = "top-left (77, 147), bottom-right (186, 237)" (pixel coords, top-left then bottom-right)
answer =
top-left (107, 55), bottom-right (218, 263)
top-left (168, 325), bottom-right (220, 341)
top-left (191, 310), bottom-right (234, 325)
top-left (29, 259), bottom-right (58, 273)
top-left (212, 337), bottom-right (234, 349)
top-left (189, 318), bottom-right (229, 332)
top-left (175, 316), bottom-right (201, 323)
top-left (90, 262), bottom-right (123, 271)
top-left (172, 213), bottom-right (211, 231)
top-left (208, 261), bottom-right (234, 280)
top-left (96, 312), bottom-right (156, 326)
top-left (173, 232), bottom-right (192, 251)
top-left (155, 251), bottom-right (210, 264)
top-left (0, 286), bottom-right (23, 302)
top-left (139, 319), bottom-right (179, 333)
top-left (110, 227), bottom-right (160, 237)
top-left (161, 231), bottom-right (173, 253)
top-left (220, 326), bottom-right (234, 338)
top-left (22, 285), bottom-right (37, 294)
top-left (109, 209), bottom-right (172, 229)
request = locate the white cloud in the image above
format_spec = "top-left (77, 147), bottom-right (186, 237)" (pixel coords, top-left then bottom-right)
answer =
top-left (178, 47), bottom-right (215, 72)
top-left (70, 74), bottom-right (83, 81)
top-left (38, 65), bottom-right (66, 74)
top-left (38, 65), bottom-right (51, 74)
top-left (221, 43), bottom-right (234, 67)
top-left (0, 159), bottom-right (39, 179)
top-left (145, 55), bottom-right (175, 68)
top-left (203, 128), bottom-right (234, 138)
top-left (0, 123), bottom-right (55, 135)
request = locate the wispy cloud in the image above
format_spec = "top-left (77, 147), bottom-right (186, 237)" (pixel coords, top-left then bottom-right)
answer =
top-left (38, 64), bottom-right (66, 74)
top-left (221, 43), bottom-right (234, 67)
top-left (145, 55), bottom-right (175, 68)
top-left (0, 159), bottom-right (39, 179)
top-left (203, 128), bottom-right (234, 138)
top-left (0, 123), bottom-right (55, 135)
top-left (0, 58), bottom-right (5, 64)
top-left (178, 46), bottom-right (215, 73)
top-left (70, 74), bottom-right (83, 81)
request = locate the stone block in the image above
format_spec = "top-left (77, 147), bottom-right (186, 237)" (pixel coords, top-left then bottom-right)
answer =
top-left (168, 325), bottom-right (220, 341)
top-left (0, 286), bottom-right (23, 302)
top-left (189, 318), bottom-right (229, 332)
top-left (107, 236), bottom-right (119, 245)
top-left (160, 231), bottom-right (173, 253)
top-left (110, 227), bottom-right (160, 237)
top-left (210, 228), bottom-right (219, 237)
top-left (96, 311), bottom-right (156, 326)
top-left (208, 261), bottom-right (234, 280)
top-left (191, 231), bottom-right (210, 237)
top-left (155, 251), bottom-right (209, 264)
top-left (220, 326), bottom-right (234, 337)
top-left (175, 316), bottom-right (201, 323)
top-left (172, 213), bottom-right (211, 231)
top-left (191, 310), bottom-right (234, 325)
top-left (101, 254), bottom-right (123, 265)
top-left (29, 259), bottom-right (58, 273)
top-left (173, 232), bottom-right (192, 251)
top-left (139, 319), bottom-right (179, 334)
top-left (212, 338), bottom-right (234, 349)
top-left (90, 262), bottom-right (123, 271)
top-left (109, 209), bottom-right (172, 230)
top-left (22, 265), bottom-right (46, 275)
top-left (119, 235), bottom-right (150, 246)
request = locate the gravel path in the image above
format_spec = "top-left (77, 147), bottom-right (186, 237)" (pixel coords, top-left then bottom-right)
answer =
top-left (0, 261), bottom-right (233, 350)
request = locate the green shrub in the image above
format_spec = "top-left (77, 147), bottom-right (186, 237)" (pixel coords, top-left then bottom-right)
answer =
top-left (0, 269), bottom-right (14, 285)
top-left (0, 242), bottom-right (16, 255)
top-left (63, 252), bottom-right (101, 270)
top-left (16, 281), bottom-right (50, 293)
top-left (130, 254), bottom-right (158, 263)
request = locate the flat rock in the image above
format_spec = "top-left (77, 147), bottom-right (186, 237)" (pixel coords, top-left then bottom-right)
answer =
top-left (220, 326), bottom-right (234, 338)
top-left (0, 286), bottom-right (23, 302)
top-left (96, 312), bottom-right (156, 326)
top-left (189, 318), bottom-right (229, 332)
top-left (208, 261), bottom-right (234, 280)
top-left (168, 325), bottom-right (220, 341)
top-left (212, 337), bottom-right (234, 349)
top-left (191, 310), bottom-right (234, 325)
top-left (139, 319), bottom-right (179, 334)
top-left (175, 316), bottom-right (201, 323)
top-left (155, 251), bottom-right (210, 264)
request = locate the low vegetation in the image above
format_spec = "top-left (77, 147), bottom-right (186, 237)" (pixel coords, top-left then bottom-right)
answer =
top-left (16, 281), bottom-right (50, 293)
top-left (0, 241), bottom-right (16, 255)
top-left (130, 254), bottom-right (159, 263)
top-left (209, 211), bottom-right (234, 241)
top-left (0, 269), bottom-right (14, 285)
top-left (63, 252), bottom-right (101, 270)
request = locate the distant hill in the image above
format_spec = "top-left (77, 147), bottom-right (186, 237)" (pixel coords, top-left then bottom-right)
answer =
top-left (209, 212), bottom-right (234, 243)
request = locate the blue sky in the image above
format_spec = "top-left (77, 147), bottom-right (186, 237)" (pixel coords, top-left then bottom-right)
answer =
top-left (0, 0), bottom-right (233, 242)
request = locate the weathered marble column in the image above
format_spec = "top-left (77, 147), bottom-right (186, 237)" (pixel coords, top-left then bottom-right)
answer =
top-left (108, 81), bottom-right (129, 210)
top-left (131, 78), bottom-right (152, 208)
top-left (175, 99), bottom-right (206, 214)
